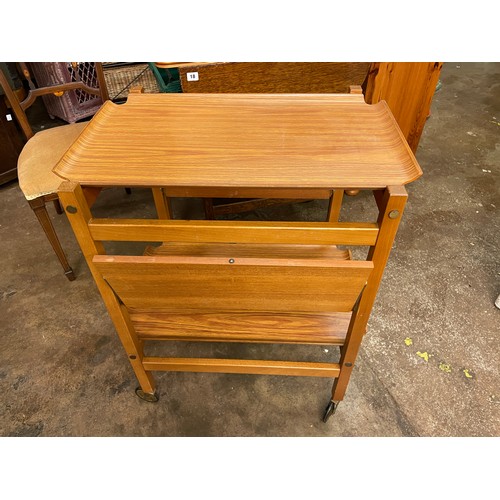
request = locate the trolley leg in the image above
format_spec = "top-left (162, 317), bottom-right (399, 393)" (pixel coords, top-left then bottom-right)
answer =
top-left (152, 187), bottom-right (172, 219)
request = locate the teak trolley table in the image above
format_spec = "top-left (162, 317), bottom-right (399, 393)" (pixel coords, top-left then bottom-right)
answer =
top-left (54, 93), bottom-right (422, 422)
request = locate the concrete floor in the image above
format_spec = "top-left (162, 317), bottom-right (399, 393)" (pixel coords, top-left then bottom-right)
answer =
top-left (0, 62), bottom-right (499, 437)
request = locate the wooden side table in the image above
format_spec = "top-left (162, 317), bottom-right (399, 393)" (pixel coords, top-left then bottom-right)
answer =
top-left (55, 92), bottom-right (422, 422)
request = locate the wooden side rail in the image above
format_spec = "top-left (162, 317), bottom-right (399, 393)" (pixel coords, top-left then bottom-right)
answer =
top-left (142, 357), bottom-right (341, 378)
top-left (163, 186), bottom-right (333, 199)
top-left (88, 219), bottom-right (379, 246)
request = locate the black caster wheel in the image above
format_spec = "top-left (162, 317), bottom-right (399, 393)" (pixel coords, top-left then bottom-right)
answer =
top-left (322, 401), bottom-right (338, 423)
top-left (135, 387), bottom-right (159, 402)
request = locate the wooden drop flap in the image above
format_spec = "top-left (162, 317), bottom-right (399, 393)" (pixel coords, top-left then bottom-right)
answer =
top-left (93, 255), bottom-right (373, 314)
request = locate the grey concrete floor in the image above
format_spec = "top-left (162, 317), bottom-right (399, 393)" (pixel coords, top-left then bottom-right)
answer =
top-left (0, 62), bottom-right (499, 437)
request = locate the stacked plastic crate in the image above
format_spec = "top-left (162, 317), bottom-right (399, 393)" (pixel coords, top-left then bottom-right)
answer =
top-left (29, 62), bottom-right (103, 123)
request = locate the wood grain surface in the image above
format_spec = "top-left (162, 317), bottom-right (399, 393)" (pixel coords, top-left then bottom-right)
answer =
top-left (143, 241), bottom-right (352, 260)
top-left (141, 357), bottom-right (341, 378)
top-left (179, 62), bottom-right (370, 94)
top-left (53, 93), bottom-right (422, 189)
top-left (131, 310), bottom-right (351, 345)
top-left (365, 62), bottom-right (442, 152)
top-left (93, 255), bottom-right (373, 313)
top-left (88, 219), bottom-right (379, 246)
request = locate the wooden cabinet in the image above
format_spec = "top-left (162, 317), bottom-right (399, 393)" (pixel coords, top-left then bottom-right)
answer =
top-left (177, 62), bottom-right (371, 94)
top-left (177, 62), bottom-right (442, 153)
top-left (364, 62), bottom-right (443, 153)
top-left (0, 95), bottom-right (24, 184)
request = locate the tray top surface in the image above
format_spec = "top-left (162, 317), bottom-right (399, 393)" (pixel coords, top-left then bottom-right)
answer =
top-left (54, 93), bottom-right (422, 189)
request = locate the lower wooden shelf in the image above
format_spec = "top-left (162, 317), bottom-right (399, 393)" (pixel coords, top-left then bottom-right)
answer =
top-left (135, 241), bottom-right (353, 345)
top-left (131, 310), bottom-right (351, 345)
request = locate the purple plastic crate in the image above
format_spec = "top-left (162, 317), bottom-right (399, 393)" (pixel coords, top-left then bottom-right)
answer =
top-left (29, 62), bottom-right (103, 123)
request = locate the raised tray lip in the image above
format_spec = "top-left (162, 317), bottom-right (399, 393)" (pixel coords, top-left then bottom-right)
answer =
top-left (54, 93), bottom-right (423, 190)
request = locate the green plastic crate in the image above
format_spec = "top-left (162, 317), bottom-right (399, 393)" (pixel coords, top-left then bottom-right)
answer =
top-left (148, 63), bottom-right (182, 93)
